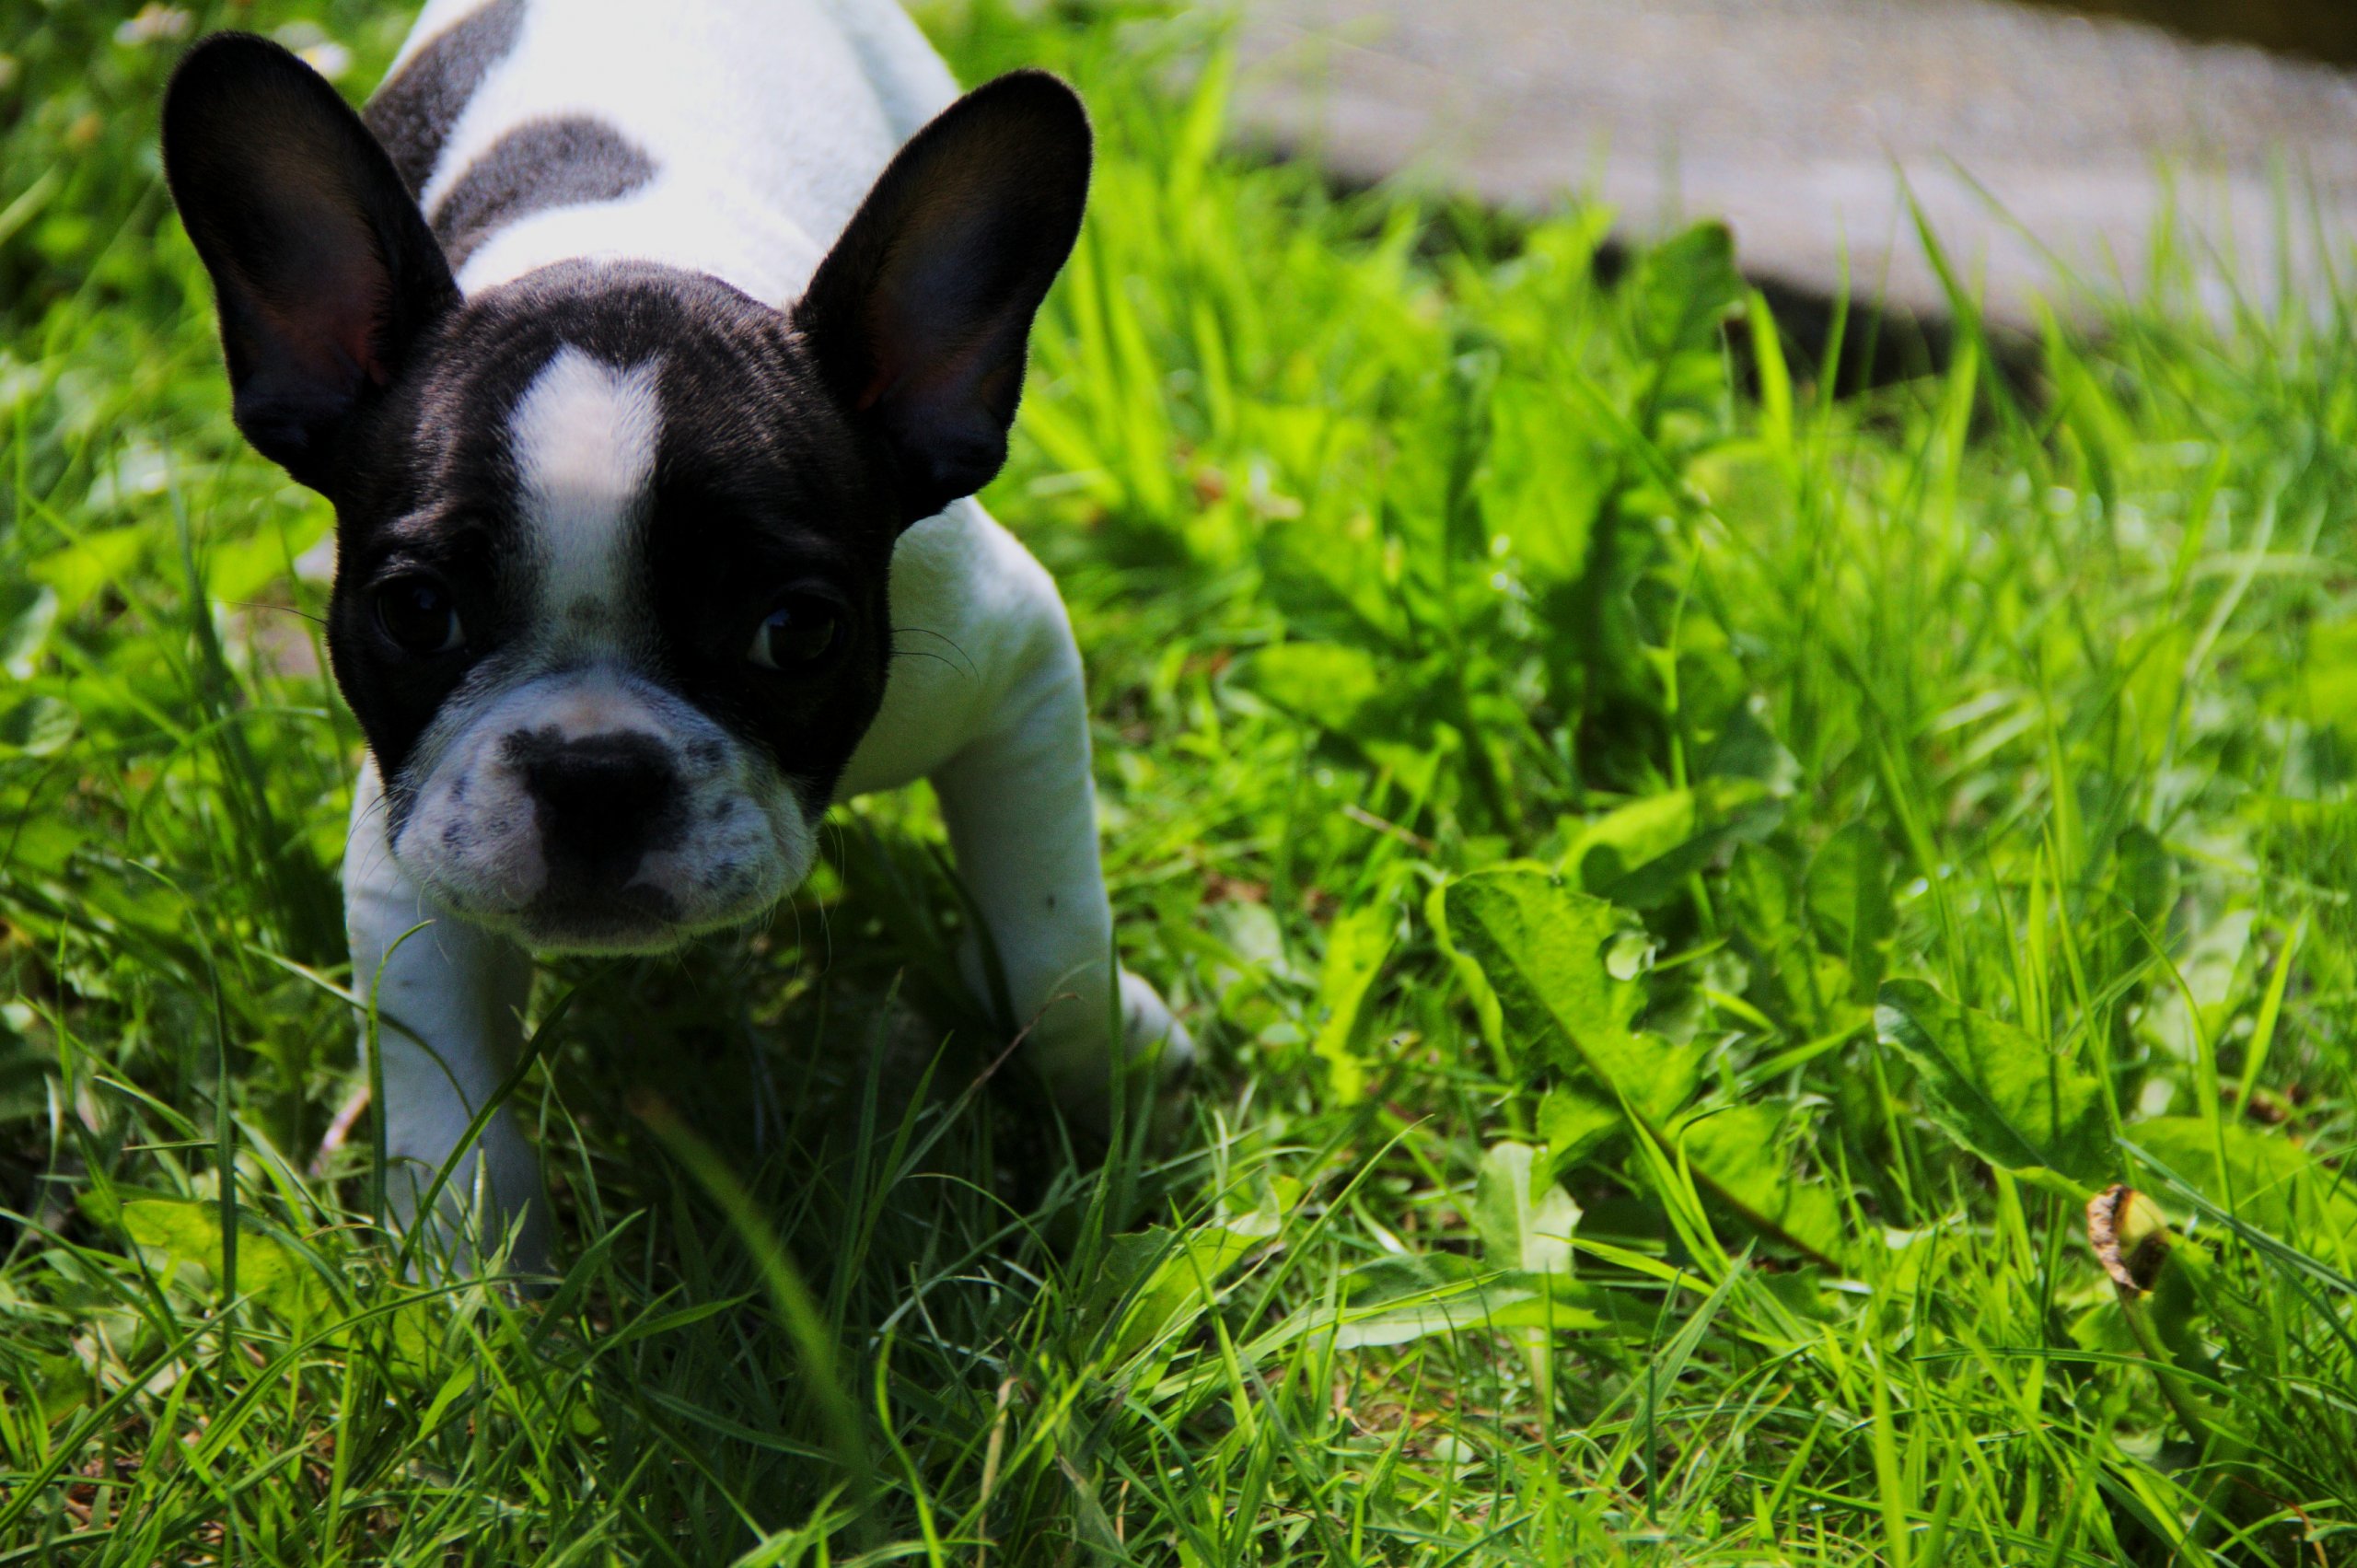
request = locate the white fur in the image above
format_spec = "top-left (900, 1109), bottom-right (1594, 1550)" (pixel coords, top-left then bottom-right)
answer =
top-left (348, 763), bottom-right (544, 1265)
top-left (510, 347), bottom-right (662, 622)
top-left (389, 664), bottom-right (809, 943)
top-left (349, 0), bottom-right (1190, 1273)
top-left (397, 0), bottom-right (958, 302)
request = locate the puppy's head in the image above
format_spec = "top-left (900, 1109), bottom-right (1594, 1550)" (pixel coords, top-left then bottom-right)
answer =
top-left (162, 35), bottom-right (1089, 952)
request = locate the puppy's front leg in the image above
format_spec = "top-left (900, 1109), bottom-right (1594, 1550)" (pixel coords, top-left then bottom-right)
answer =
top-left (930, 610), bottom-right (1190, 1134)
top-left (346, 761), bottom-right (547, 1272)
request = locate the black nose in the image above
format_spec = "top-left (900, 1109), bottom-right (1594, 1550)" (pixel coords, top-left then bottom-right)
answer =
top-left (506, 728), bottom-right (683, 889)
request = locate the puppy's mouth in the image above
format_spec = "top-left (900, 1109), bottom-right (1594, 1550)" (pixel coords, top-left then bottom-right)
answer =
top-left (384, 690), bottom-right (810, 950)
top-left (401, 848), bottom-right (777, 950)
top-left (395, 812), bottom-right (798, 954)
top-left (506, 884), bottom-right (697, 956)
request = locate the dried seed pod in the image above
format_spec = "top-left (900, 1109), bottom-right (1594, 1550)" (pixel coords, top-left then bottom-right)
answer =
top-left (2088, 1183), bottom-right (2170, 1293)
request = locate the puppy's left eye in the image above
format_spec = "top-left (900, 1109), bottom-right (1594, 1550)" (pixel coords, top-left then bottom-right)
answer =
top-left (375, 576), bottom-right (464, 655)
top-left (748, 595), bottom-right (843, 670)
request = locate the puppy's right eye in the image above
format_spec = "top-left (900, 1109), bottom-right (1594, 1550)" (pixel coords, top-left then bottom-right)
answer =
top-left (375, 577), bottom-right (464, 655)
top-left (747, 594), bottom-right (843, 671)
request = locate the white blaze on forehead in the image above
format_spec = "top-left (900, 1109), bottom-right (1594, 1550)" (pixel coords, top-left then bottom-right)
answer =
top-left (509, 346), bottom-right (663, 617)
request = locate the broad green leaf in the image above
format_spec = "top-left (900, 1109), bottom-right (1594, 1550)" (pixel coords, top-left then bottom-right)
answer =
top-left (27, 1352), bottom-right (92, 1423)
top-left (1630, 221), bottom-right (1745, 357)
top-left (1325, 1283), bottom-right (1605, 1349)
top-left (206, 521), bottom-right (331, 604)
top-left (2291, 619), bottom-right (2357, 749)
top-left (1875, 981), bottom-right (2109, 1187)
top-left (1701, 697), bottom-right (1799, 793)
top-left (1265, 1274), bottom-right (1613, 1353)
top-left (1443, 866), bottom-right (1700, 1121)
top-left (1311, 902), bottom-right (1396, 1101)
top-left (1359, 730), bottom-right (1453, 805)
top-left (2145, 908), bottom-right (2254, 1065)
top-left (1474, 1140), bottom-right (1586, 1403)
top-left (1450, 870), bottom-right (1843, 1262)
top-left (1427, 876), bottom-right (1505, 1064)
top-left (1562, 780), bottom-right (1782, 912)
top-left (415, 1363), bottom-right (480, 1445)
top-left (1339, 1251), bottom-right (1481, 1305)
top-left (1487, 378), bottom-right (1610, 587)
top-left (1676, 1106), bottom-right (1847, 1266)
top-left (1537, 1085), bottom-right (1621, 1171)
top-left (1097, 1202), bottom-right (1278, 1365)
top-left (119, 1197), bottom-right (238, 1266)
top-left (1474, 1141), bottom-right (1581, 1276)
top-left (31, 526), bottom-right (149, 617)
top-left (1729, 842), bottom-right (1854, 1031)
top-left (120, 1197), bottom-right (328, 1324)
top-left (1805, 823), bottom-right (1893, 996)
top-left (1562, 791), bottom-right (1699, 891)
top-left (1245, 641), bottom-right (1383, 735)
top-left (2128, 1118), bottom-right (2357, 1252)
top-left (0, 1008), bottom-right (53, 1120)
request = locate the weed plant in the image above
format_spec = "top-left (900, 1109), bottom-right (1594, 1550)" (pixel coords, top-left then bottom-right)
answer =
top-left (1, 2), bottom-right (2353, 1562)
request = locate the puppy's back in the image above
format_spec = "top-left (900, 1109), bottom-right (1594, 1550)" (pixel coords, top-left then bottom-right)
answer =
top-left (368, 0), bottom-right (960, 303)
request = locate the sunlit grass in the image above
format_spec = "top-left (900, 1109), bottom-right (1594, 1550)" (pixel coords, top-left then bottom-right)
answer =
top-left (1, 2), bottom-right (2353, 1562)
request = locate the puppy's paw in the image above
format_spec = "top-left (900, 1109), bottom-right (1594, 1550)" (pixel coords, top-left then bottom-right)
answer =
top-left (1025, 967), bottom-right (1194, 1143)
top-left (1118, 968), bottom-right (1195, 1144)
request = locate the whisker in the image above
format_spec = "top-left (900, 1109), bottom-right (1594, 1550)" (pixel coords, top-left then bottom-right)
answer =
top-left (813, 818), bottom-right (845, 978)
top-left (343, 791), bottom-right (393, 855)
top-left (888, 625), bottom-right (978, 679)
top-left (226, 599), bottom-right (330, 628)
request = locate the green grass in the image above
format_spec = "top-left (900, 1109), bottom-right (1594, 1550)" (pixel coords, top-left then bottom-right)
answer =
top-left (4, 2), bottom-right (2357, 1562)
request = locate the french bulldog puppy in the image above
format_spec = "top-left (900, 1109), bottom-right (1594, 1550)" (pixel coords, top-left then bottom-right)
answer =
top-left (161, 0), bottom-right (1190, 1270)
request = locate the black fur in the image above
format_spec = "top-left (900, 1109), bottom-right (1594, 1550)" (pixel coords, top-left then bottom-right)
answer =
top-left (362, 0), bottom-right (528, 197)
top-left (795, 69), bottom-right (1092, 524)
top-left (163, 33), bottom-right (459, 488)
top-left (430, 115), bottom-right (657, 270)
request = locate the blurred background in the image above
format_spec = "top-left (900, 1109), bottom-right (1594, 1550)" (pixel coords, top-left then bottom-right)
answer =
top-left (1233, 0), bottom-right (2357, 341)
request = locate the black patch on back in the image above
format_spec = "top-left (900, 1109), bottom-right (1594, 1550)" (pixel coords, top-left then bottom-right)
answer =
top-left (429, 117), bottom-right (657, 271)
top-left (362, 0), bottom-right (528, 198)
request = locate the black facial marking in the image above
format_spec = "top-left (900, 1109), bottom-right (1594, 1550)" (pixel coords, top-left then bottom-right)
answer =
top-left (326, 261), bottom-right (900, 799)
top-left (429, 116), bottom-right (656, 271)
top-left (361, 0), bottom-right (528, 197)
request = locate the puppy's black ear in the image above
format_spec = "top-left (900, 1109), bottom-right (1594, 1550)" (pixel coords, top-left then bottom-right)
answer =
top-left (795, 70), bottom-right (1090, 525)
top-left (163, 33), bottom-right (457, 492)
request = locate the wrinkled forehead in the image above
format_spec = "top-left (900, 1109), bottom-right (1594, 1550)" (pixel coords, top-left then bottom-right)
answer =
top-left (375, 263), bottom-right (873, 564)
top-left (505, 343), bottom-right (661, 630)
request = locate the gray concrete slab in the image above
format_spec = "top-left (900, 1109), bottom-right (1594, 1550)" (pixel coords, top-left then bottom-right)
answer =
top-left (1231, 0), bottom-right (2357, 328)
